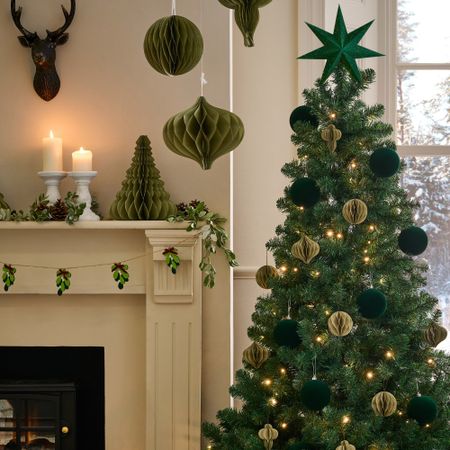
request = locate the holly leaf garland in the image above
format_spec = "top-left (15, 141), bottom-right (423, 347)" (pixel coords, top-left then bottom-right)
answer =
top-left (56, 269), bottom-right (71, 296)
top-left (163, 247), bottom-right (181, 274)
top-left (2, 264), bottom-right (16, 292)
top-left (111, 263), bottom-right (129, 290)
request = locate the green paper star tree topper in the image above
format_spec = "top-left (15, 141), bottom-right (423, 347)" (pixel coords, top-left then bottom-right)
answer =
top-left (299, 6), bottom-right (383, 82)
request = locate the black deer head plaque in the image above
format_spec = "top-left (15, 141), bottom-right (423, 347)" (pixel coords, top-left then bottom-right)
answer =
top-left (11, 0), bottom-right (76, 102)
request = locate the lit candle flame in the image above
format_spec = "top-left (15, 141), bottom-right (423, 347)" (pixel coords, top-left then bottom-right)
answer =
top-left (49, 130), bottom-right (54, 139)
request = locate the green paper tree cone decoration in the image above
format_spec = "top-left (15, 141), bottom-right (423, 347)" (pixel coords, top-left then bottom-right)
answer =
top-left (218, 0), bottom-right (272, 47)
top-left (144, 15), bottom-right (204, 76)
top-left (110, 136), bottom-right (177, 220)
top-left (163, 96), bottom-right (245, 170)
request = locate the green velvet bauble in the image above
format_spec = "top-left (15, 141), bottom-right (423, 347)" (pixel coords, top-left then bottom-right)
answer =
top-left (407, 396), bottom-right (438, 426)
top-left (369, 148), bottom-right (400, 178)
top-left (110, 136), bottom-right (177, 220)
top-left (398, 226), bottom-right (428, 256)
top-left (289, 106), bottom-right (319, 131)
top-left (218, 0), bottom-right (272, 47)
top-left (287, 442), bottom-right (318, 450)
top-left (300, 379), bottom-right (331, 411)
top-left (163, 96), bottom-right (245, 170)
top-left (289, 178), bottom-right (321, 208)
top-left (357, 288), bottom-right (387, 319)
top-left (273, 319), bottom-right (301, 348)
top-left (144, 15), bottom-right (204, 76)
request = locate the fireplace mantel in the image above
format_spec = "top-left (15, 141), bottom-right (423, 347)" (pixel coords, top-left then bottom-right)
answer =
top-left (0, 221), bottom-right (203, 450)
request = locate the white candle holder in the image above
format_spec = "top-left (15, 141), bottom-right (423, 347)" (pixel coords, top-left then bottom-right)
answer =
top-left (38, 171), bottom-right (67, 204)
top-left (68, 171), bottom-right (100, 221)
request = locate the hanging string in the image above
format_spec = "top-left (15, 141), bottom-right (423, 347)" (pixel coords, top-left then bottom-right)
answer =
top-left (199, 0), bottom-right (207, 96)
top-left (312, 354), bottom-right (318, 380)
top-left (265, 250), bottom-right (268, 266)
top-left (171, 0), bottom-right (177, 15)
top-left (287, 299), bottom-right (291, 319)
top-left (416, 380), bottom-right (421, 397)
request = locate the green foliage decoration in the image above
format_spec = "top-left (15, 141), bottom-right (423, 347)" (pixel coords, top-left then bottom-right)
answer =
top-left (144, 15), bottom-right (204, 76)
top-left (110, 136), bottom-right (177, 220)
top-left (218, 0), bottom-right (273, 47)
top-left (168, 200), bottom-right (238, 288)
top-left (163, 247), bottom-right (181, 274)
top-left (56, 269), bottom-right (71, 296)
top-left (2, 264), bottom-right (16, 292)
top-left (111, 263), bottom-right (129, 290)
top-left (163, 96), bottom-right (245, 170)
top-left (0, 193), bottom-right (10, 210)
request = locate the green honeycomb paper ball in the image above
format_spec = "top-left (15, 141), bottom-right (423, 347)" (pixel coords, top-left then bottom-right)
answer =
top-left (289, 105), bottom-right (319, 131)
top-left (357, 288), bottom-right (387, 319)
top-left (407, 396), bottom-right (438, 425)
top-left (369, 148), bottom-right (401, 178)
top-left (163, 96), bottom-right (245, 170)
top-left (273, 319), bottom-right (301, 348)
top-left (398, 226), bottom-right (428, 256)
top-left (300, 379), bottom-right (331, 411)
top-left (109, 136), bottom-right (177, 220)
top-left (289, 178), bottom-right (321, 208)
top-left (144, 15), bottom-right (204, 76)
top-left (218, 0), bottom-right (273, 47)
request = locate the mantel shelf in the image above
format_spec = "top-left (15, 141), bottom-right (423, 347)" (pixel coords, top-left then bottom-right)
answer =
top-left (0, 220), bottom-right (187, 231)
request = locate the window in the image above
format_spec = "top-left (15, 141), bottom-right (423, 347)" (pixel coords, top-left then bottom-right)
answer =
top-left (383, 0), bottom-right (450, 349)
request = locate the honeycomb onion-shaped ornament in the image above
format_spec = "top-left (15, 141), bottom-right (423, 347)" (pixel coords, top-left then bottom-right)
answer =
top-left (258, 424), bottom-right (278, 450)
top-left (144, 15), bottom-right (204, 76)
top-left (255, 265), bottom-right (278, 289)
top-left (342, 199), bottom-right (368, 225)
top-left (424, 322), bottom-right (448, 347)
top-left (109, 136), bottom-right (177, 220)
top-left (163, 96), bottom-right (245, 170)
top-left (328, 311), bottom-right (353, 337)
top-left (291, 234), bottom-right (320, 264)
top-left (372, 391), bottom-right (398, 417)
top-left (336, 441), bottom-right (356, 450)
top-left (218, 0), bottom-right (273, 47)
top-left (242, 341), bottom-right (269, 369)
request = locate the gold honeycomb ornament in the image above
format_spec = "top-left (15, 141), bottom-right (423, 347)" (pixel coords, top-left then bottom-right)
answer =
top-left (255, 265), bottom-right (278, 289)
top-left (258, 424), bottom-right (278, 450)
top-left (336, 441), bottom-right (356, 450)
top-left (371, 391), bottom-right (398, 417)
top-left (342, 199), bottom-right (368, 225)
top-left (291, 234), bottom-right (320, 264)
top-left (242, 341), bottom-right (269, 369)
top-left (328, 311), bottom-right (353, 337)
top-left (321, 124), bottom-right (342, 151)
top-left (424, 322), bottom-right (448, 347)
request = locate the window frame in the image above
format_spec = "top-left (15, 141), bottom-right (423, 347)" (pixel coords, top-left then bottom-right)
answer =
top-left (378, 0), bottom-right (450, 157)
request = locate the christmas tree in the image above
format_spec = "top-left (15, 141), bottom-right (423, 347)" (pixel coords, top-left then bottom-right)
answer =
top-left (110, 135), bottom-right (176, 220)
top-left (204, 8), bottom-right (450, 450)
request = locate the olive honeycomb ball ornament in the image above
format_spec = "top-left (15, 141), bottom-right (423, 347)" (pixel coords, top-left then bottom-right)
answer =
top-left (398, 226), bottom-right (428, 256)
top-left (357, 288), bottom-right (387, 319)
top-left (291, 234), bottom-right (320, 264)
top-left (256, 265), bottom-right (278, 289)
top-left (369, 147), bottom-right (401, 178)
top-left (328, 311), bottom-right (353, 337)
top-left (300, 379), bottom-right (331, 411)
top-left (336, 441), bottom-right (356, 450)
top-left (289, 105), bottom-right (319, 131)
top-left (242, 341), bottom-right (269, 369)
top-left (372, 391), bottom-right (398, 417)
top-left (407, 395), bottom-right (438, 425)
top-left (342, 199), bottom-right (368, 225)
top-left (273, 319), bottom-right (301, 348)
top-left (424, 322), bottom-right (448, 347)
top-left (289, 178), bottom-right (321, 209)
top-left (144, 15), bottom-right (204, 76)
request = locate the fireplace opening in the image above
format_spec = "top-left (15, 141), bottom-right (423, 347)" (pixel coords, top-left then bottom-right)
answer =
top-left (0, 348), bottom-right (104, 450)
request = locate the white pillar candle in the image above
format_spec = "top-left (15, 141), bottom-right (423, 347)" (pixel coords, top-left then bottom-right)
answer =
top-left (72, 147), bottom-right (93, 172)
top-left (42, 130), bottom-right (63, 172)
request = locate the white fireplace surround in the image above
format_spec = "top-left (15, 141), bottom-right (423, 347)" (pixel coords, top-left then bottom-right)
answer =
top-left (0, 221), bottom-right (203, 450)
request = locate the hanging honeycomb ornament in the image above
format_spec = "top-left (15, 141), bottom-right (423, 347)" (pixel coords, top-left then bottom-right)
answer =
top-left (258, 424), bottom-right (278, 450)
top-left (321, 124), bottom-right (342, 151)
top-left (328, 311), bottom-right (353, 337)
top-left (336, 441), bottom-right (356, 450)
top-left (342, 199), bottom-right (368, 225)
top-left (255, 265), bottom-right (278, 289)
top-left (372, 391), bottom-right (398, 417)
top-left (163, 96), bottom-right (245, 170)
top-left (218, 0), bottom-right (273, 47)
top-left (144, 15), bottom-right (204, 76)
top-left (424, 322), bottom-right (448, 347)
top-left (242, 341), bottom-right (269, 369)
top-left (291, 234), bottom-right (320, 264)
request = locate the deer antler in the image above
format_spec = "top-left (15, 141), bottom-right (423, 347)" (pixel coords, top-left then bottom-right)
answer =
top-left (46, 0), bottom-right (76, 41)
top-left (10, 0), bottom-right (38, 41)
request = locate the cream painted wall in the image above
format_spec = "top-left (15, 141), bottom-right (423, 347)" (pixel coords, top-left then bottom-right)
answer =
top-left (0, 0), bottom-right (230, 434)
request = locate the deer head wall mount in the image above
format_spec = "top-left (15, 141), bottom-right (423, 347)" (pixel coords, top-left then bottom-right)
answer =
top-left (11, 0), bottom-right (76, 102)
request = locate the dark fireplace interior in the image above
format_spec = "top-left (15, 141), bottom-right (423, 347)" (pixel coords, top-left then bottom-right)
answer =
top-left (0, 347), bottom-right (104, 450)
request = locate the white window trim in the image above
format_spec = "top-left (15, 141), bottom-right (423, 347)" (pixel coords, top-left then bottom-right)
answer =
top-left (378, 0), bottom-right (450, 157)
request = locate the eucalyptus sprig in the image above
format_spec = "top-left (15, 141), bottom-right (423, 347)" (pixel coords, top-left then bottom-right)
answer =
top-left (111, 263), bottom-right (129, 289)
top-left (56, 268), bottom-right (71, 296)
top-left (168, 200), bottom-right (238, 288)
top-left (2, 264), bottom-right (16, 292)
top-left (163, 247), bottom-right (180, 274)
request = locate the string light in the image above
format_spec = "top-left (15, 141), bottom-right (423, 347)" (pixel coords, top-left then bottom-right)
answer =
top-left (369, 225), bottom-right (376, 232)
top-left (398, 411), bottom-right (403, 416)
top-left (427, 358), bottom-right (436, 367)
top-left (350, 160), bottom-right (357, 169)
top-left (307, 304), bottom-right (315, 309)
top-left (385, 350), bottom-right (395, 360)
top-left (336, 232), bottom-right (344, 239)
top-left (280, 368), bottom-right (287, 375)
top-left (367, 240), bottom-right (372, 244)
top-left (311, 270), bottom-right (321, 278)
top-left (326, 229), bottom-right (335, 238)
top-left (293, 267), bottom-right (299, 273)
top-left (299, 206), bottom-right (305, 212)
top-left (315, 336), bottom-right (324, 344)
top-left (364, 249), bottom-right (368, 254)
top-left (425, 424), bottom-right (431, 429)
top-left (329, 112), bottom-right (337, 120)
top-left (280, 265), bottom-right (288, 273)
top-left (341, 415), bottom-right (351, 425)
top-left (325, 309), bottom-right (331, 316)
top-left (363, 256), bottom-right (371, 264)
top-left (366, 370), bottom-right (375, 380)
top-left (280, 422), bottom-right (288, 429)
top-left (262, 378), bottom-right (272, 387)
top-left (207, 445), bottom-right (212, 450)
top-left (269, 397), bottom-right (278, 406)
